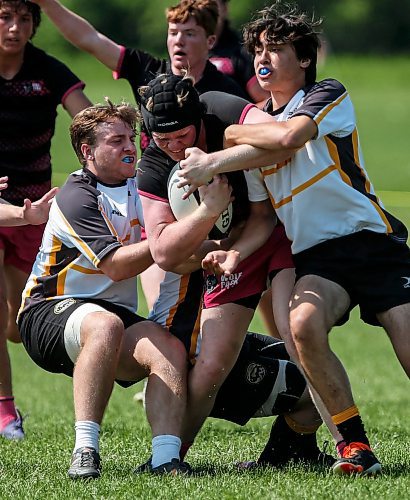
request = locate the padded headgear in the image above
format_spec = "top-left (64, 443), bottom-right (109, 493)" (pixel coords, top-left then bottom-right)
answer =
top-left (140, 74), bottom-right (204, 135)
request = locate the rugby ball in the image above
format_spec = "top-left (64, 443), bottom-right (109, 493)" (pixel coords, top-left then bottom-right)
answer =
top-left (167, 163), bottom-right (233, 238)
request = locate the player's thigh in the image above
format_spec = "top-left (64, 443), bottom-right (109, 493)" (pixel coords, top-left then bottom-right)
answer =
top-left (117, 320), bottom-right (186, 381)
top-left (290, 274), bottom-right (350, 335)
top-left (271, 268), bottom-right (295, 333)
top-left (377, 302), bottom-right (410, 377)
top-left (4, 264), bottom-right (28, 312)
top-left (139, 264), bottom-right (166, 311)
top-left (199, 303), bottom-right (253, 369)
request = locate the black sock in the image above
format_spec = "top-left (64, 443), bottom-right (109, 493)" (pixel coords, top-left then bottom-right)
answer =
top-left (336, 415), bottom-right (369, 447)
top-left (258, 415), bottom-right (319, 466)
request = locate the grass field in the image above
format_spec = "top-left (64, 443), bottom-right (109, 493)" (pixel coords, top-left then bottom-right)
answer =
top-left (1, 55), bottom-right (409, 499)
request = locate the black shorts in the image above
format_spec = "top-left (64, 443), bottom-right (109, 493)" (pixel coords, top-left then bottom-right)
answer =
top-left (19, 298), bottom-right (144, 385)
top-left (293, 230), bottom-right (410, 326)
top-left (210, 332), bottom-right (306, 425)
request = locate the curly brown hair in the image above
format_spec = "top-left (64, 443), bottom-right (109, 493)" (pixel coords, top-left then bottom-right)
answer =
top-left (70, 99), bottom-right (140, 166)
top-left (243, 1), bottom-right (322, 84)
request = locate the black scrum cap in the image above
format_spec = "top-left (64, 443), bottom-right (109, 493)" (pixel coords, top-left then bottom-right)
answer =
top-left (140, 74), bottom-right (204, 134)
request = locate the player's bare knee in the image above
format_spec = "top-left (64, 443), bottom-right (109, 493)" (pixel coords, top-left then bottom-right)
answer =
top-left (290, 309), bottom-right (326, 349)
top-left (193, 357), bottom-right (229, 392)
top-left (82, 312), bottom-right (124, 351)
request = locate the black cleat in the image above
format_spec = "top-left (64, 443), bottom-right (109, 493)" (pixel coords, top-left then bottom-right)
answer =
top-left (68, 447), bottom-right (101, 480)
top-left (151, 458), bottom-right (192, 476)
top-left (332, 442), bottom-right (382, 476)
top-left (134, 456), bottom-right (152, 474)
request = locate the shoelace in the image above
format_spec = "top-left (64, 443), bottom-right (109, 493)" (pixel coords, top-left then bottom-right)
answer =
top-left (79, 450), bottom-right (98, 467)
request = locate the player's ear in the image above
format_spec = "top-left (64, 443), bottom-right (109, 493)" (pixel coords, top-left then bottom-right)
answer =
top-left (300, 58), bottom-right (311, 69)
top-left (81, 144), bottom-right (93, 161)
top-left (207, 35), bottom-right (216, 50)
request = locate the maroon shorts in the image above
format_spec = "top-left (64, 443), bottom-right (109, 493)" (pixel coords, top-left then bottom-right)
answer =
top-left (204, 224), bottom-right (294, 309)
top-left (0, 224), bottom-right (45, 274)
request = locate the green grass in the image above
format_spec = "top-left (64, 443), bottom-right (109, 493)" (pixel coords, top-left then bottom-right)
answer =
top-left (1, 55), bottom-right (409, 498)
top-left (2, 287), bottom-right (409, 499)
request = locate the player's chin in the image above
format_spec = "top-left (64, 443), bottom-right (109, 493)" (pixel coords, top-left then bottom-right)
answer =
top-left (169, 151), bottom-right (185, 162)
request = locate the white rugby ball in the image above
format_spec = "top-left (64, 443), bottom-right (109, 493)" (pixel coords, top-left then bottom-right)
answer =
top-left (167, 163), bottom-right (233, 237)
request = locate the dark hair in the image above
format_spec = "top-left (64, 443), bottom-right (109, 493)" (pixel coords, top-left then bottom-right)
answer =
top-left (70, 99), bottom-right (140, 166)
top-left (166, 0), bottom-right (219, 37)
top-left (0, 1), bottom-right (41, 38)
top-left (139, 73), bottom-right (205, 135)
top-left (243, 1), bottom-right (321, 84)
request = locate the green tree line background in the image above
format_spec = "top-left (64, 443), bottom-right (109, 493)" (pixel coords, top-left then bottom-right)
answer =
top-left (36, 0), bottom-right (410, 56)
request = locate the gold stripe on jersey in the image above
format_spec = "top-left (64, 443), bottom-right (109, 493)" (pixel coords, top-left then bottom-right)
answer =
top-left (188, 302), bottom-right (202, 364)
top-left (370, 200), bottom-right (393, 233)
top-left (259, 158), bottom-right (290, 176)
top-left (325, 136), bottom-right (353, 187)
top-left (99, 201), bottom-right (119, 241)
top-left (264, 164), bottom-right (338, 209)
top-left (56, 204), bottom-right (101, 267)
top-left (314, 91), bottom-right (348, 127)
top-left (330, 131), bottom-right (392, 234)
top-left (17, 275), bottom-right (39, 317)
top-left (130, 218), bottom-right (141, 227)
top-left (165, 274), bottom-right (190, 330)
top-left (57, 263), bottom-right (69, 296)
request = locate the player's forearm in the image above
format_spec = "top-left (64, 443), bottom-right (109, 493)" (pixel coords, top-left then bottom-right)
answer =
top-left (224, 117), bottom-right (316, 152)
top-left (206, 144), bottom-right (293, 176)
top-left (228, 213), bottom-right (276, 264)
top-left (0, 203), bottom-right (25, 226)
top-left (151, 207), bottom-right (219, 271)
top-left (99, 240), bottom-right (153, 281)
top-left (35, 0), bottom-right (117, 67)
top-left (170, 238), bottom-right (233, 274)
top-left (35, 1), bottom-right (91, 48)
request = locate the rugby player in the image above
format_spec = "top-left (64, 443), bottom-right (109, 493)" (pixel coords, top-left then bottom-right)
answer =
top-left (136, 73), bottom-right (334, 470)
top-left (0, 0), bottom-right (90, 441)
top-left (17, 101), bottom-right (190, 479)
top-left (177, 1), bottom-right (410, 476)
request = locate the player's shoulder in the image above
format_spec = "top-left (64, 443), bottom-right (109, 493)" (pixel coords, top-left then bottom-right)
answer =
top-left (201, 91), bottom-right (250, 116)
top-left (306, 78), bottom-right (347, 98)
top-left (138, 145), bottom-right (175, 198)
top-left (201, 91), bottom-right (252, 128)
top-left (25, 42), bottom-right (69, 69)
top-left (57, 169), bottom-right (99, 211)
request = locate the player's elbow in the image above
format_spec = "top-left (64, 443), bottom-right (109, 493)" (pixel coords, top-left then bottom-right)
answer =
top-left (104, 267), bottom-right (126, 282)
top-left (155, 255), bottom-right (178, 272)
top-left (279, 128), bottom-right (305, 150)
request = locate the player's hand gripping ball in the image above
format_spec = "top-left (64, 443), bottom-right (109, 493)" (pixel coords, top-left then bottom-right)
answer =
top-left (167, 163), bottom-right (233, 239)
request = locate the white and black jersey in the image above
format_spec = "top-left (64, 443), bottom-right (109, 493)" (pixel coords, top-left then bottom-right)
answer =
top-left (19, 168), bottom-right (144, 315)
top-left (245, 79), bottom-right (408, 254)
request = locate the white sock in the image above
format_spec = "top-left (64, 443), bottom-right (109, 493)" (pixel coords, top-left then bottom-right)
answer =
top-left (74, 421), bottom-right (100, 453)
top-left (151, 435), bottom-right (181, 468)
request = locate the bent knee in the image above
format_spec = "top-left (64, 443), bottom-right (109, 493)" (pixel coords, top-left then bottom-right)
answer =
top-left (81, 312), bottom-right (124, 348)
top-left (193, 357), bottom-right (231, 390)
top-left (290, 309), bottom-right (328, 347)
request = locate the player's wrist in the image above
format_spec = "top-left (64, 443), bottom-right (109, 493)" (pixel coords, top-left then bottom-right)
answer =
top-left (227, 248), bottom-right (241, 260)
top-left (197, 202), bottom-right (221, 222)
top-left (207, 153), bottom-right (222, 177)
